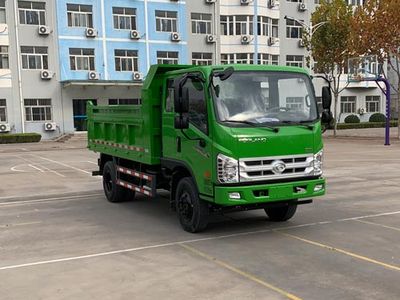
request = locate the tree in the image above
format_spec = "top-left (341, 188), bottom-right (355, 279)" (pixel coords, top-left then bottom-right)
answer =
top-left (351, 0), bottom-right (400, 138)
top-left (307, 0), bottom-right (354, 136)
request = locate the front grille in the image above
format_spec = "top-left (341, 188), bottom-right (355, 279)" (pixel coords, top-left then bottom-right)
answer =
top-left (239, 154), bottom-right (314, 182)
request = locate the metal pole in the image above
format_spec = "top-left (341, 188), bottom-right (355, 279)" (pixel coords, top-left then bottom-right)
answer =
top-left (376, 78), bottom-right (391, 146)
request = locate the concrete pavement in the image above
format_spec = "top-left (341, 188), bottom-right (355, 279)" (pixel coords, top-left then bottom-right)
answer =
top-left (0, 138), bottom-right (399, 299)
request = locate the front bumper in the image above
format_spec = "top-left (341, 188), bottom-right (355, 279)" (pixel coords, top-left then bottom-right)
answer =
top-left (214, 178), bottom-right (325, 206)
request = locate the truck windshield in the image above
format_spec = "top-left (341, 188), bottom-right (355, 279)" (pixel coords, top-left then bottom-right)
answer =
top-left (212, 71), bottom-right (318, 125)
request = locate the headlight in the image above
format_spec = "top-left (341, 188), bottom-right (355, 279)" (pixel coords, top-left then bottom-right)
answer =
top-left (217, 154), bottom-right (239, 183)
top-left (313, 149), bottom-right (323, 176)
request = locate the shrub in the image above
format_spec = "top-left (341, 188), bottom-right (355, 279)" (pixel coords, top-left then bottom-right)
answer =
top-left (369, 113), bottom-right (386, 123)
top-left (337, 121), bottom-right (397, 130)
top-left (344, 114), bottom-right (360, 124)
top-left (0, 133), bottom-right (42, 144)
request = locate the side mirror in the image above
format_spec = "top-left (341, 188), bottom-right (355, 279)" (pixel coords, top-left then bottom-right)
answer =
top-left (321, 86), bottom-right (332, 110)
top-left (321, 110), bottom-right (334, 126)
top-left (174, 80), bottom-right (190, 114)
top-left (174, 115), bottom-right (189, 129)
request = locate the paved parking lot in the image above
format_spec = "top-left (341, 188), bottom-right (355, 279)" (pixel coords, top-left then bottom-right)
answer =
top-left (0, 138), bottom-right (399, 300)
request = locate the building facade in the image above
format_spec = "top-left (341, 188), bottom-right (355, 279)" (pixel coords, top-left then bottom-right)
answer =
top-left (0, 0), bottom-right (386, 139)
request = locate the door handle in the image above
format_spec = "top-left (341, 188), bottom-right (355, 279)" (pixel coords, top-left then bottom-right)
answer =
top-left (176, 137), bottom-right (181, 153)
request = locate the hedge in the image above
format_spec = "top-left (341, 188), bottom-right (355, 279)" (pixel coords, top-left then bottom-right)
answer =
top-left (0, 133), bottom-right (42, 144)
top-left (337, 121), bottom-right (398, 130)
top-left (369, 113), bottom-right (386, 123)
top-left (344, 114), bottom-right (360, 124)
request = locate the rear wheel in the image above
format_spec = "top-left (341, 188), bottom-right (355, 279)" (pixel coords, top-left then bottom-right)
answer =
top-left (265, 203), bottom-right (297, 222)
top-left (176, 177), bottom-right (209, 233)
top-left (103, 161), bottom-right (135, 203)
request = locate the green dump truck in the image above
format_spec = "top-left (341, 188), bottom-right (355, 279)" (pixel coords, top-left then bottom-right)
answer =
top-left (88, 64), bottom-right (333, 232)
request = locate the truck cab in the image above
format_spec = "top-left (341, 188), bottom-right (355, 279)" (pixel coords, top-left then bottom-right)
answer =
top-left (88, 64), bottom-right (333, 233)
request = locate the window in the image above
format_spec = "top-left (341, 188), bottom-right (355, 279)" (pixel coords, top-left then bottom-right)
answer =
top-left (235, 15), bottom-right (253, 35)
top-left (18, 1), bottom-right (46, 25)
top-left (113, 7), bottom-right (136, 30)
top-left (67, 4), bottom-right (93, 28)
top-left (24, 98), bottom-right (52, 121)
top-left (286, 55), bottom-right (303, 68)
top-left (155, 10), bottom-right (177, 32)
top-left (286, 97), bottom-right (304, 111)
top-left (221, 53), bottom-right (254, 64)
top-left (340, 96), bottom-right (356, 113)
top-left (191, 13), bottom-right (212, 34)
top-left (184, 78), bottom-right (207, 133)
top-left (286, 19), bottom-right (303, 39)
top-left (114, 49), bottom-right (138, 72)
top-left (165, 79), bottom-right (174, 112)
top-left (192, 53), bottom-right (212, 66)
top-left (349, 0), bottom-right (363, 5)
top-left (21, 46), bottom-right (48, 70)
top-left (257, 54), bottom-right (279, 65)
top-left (366, 96), bottom-right (380, 113)
top-left (0, 0), bottom-right (6, 23)
top-left (0, 99), bottom-right (6, 122)
top-left (109, 99), bottom-right (141, 105)
top-left (316, 97), bottom-right (323, 114)
top-left (0, 46), bottom-right (9, 69)
top-left (157, 51), bottom-right (178, 65)
top-left (220, 15), bottom-right (253, 36)
top-left (257, 16), bottom-right (269, 36)
top-left (271, 19), bottom-right (279, 37)
top-left (69, 48), bottom-right (95, 71)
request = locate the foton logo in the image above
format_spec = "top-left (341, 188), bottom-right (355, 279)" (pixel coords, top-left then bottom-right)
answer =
top-left (238, 137), bottom-right (267, 143)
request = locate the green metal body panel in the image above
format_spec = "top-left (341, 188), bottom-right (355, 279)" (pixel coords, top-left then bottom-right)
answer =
top-left (88, 64), bottom-right (326, 206)
top-left (214, 178), bottom-right (325, 206)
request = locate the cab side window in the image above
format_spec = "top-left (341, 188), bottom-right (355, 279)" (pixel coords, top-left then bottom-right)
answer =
top-left (165, 79), bottom-right (174, 112)
top-left (184, 78), bottom-right (207, 133)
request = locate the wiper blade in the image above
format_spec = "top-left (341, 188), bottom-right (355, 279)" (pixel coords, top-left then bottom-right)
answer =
top-left (281, 120), bottom-right (314, 130)
top-left (222, 120), bottom-right (279, 133)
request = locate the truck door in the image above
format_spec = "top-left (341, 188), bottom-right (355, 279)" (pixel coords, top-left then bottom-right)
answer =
top-left (162, 77), bottom-right (214, 197)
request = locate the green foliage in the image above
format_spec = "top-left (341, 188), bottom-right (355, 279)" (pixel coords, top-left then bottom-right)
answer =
top-left (369, 113), bottom-right (386, 123)
top-left (337, 121), bottom-right (397, 130)
top-left (0, 133), bottom-right (42, 144)
top-left (311, 0), bottom-right (353, 74)
top-left (344, 114), bottom-right (360, 124)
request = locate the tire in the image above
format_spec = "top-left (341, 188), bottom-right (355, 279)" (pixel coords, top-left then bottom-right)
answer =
top-left (102, 161), bottom-right (135, 203)
top-left (175, 177), bottom-right (209, 233)
top-left (265, 203), bottom-right (297, 222)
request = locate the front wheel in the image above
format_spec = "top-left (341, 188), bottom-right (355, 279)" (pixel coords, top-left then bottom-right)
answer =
top-left (265, 203), bottom-right (297, 222)
top-left (175, 177), bottom-right (209, 233)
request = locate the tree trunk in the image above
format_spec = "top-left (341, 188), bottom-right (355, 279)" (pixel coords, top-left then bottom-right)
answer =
top-left (397, 84), bottom-right (400, 140)
top-left (333, 92), bottom-right (339, 137)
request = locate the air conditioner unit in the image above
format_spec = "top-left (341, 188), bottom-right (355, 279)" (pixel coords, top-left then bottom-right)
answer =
top-left (268, 0), bottom-right (276, 8)
top-left (171, 32), bottom-right (181, 42)
top-left (40, 70), bottom-right (54, 80)
top-left (205, 0), bottom-right (216, 4)
top-left (132, 72), bottom-right (143, 81)
top-left (206, 34), bottom-right (216, 43)
top-left (241, 35), bottom-right (251, 44)
top-left (298, 3), bottom-right (307, 11)
top-left (130, 30), bottom-right (141, 40)
top-left (44, 122), bottom-right (57, 131)
top-left (298, 39), bottom-right (305, 47)
top-left (268, 36), bottom-right (279, 46)
top-left (88, 71), bottom-right (99, 80)
top-left (240, 0), bottom-right (250, 5)
top-left (0, 123), bottom-right (10, 133)
top-left (85, 28), bottom-right (97, 38)
top-left (38, 25), bottom-right (50, 35)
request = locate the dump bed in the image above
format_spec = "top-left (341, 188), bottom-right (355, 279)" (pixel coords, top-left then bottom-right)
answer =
top-left (87, 65), bottom-right (191, 165)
